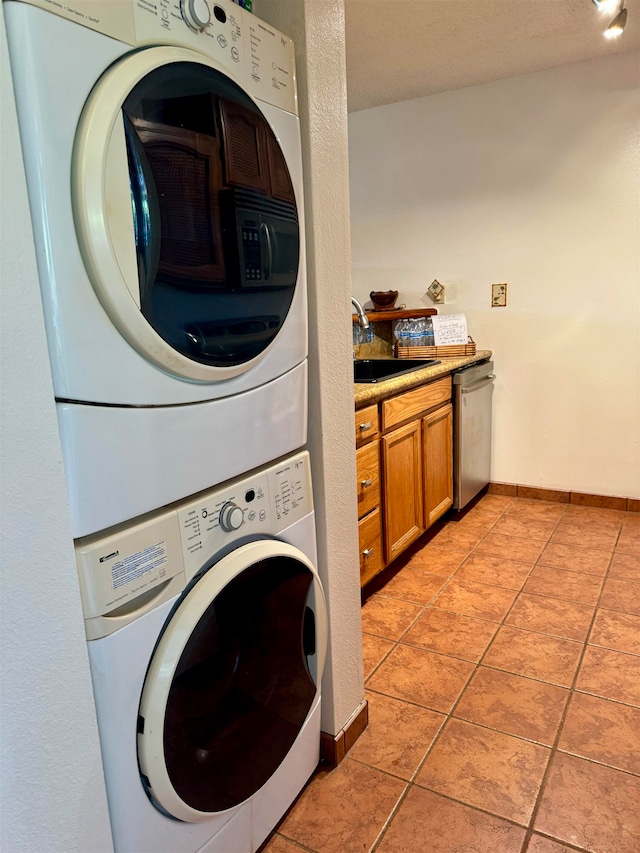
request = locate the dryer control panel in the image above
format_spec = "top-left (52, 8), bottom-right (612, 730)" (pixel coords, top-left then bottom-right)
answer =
top-left (11, 0), bottom-right (297, 114)
top-left (177, 450), bottom-right (312, 580)
top-left (75, 451), bottom-right (313, 636)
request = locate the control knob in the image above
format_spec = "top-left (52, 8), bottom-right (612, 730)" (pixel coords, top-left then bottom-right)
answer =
top-left (181, 0), bottom-right (211, 31)
top-left (219, 502), bottom-right (244, 532)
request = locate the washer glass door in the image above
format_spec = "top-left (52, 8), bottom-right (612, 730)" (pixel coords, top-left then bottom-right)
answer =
top-left (73, 50), bottom-right (300, 380)
top-left (137, 543), bottom-right (325, 822)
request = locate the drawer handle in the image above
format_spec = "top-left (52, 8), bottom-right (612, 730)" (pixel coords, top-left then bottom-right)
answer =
top-left (362, 548), bottom-right (374, 557)
top-left (359, 422), bottom-right (372, 431)
top-left (360, 478), bottom-right (373, 488)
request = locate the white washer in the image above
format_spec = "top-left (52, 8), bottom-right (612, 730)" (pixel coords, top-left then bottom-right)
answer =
top-left (76, 451), bottom-right (327, 853)
top-left (5, 0), bottom-right (309, 536)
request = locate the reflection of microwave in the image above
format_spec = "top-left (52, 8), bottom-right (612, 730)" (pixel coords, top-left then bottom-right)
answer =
top-left (222, 189), bottom-right (299, 289)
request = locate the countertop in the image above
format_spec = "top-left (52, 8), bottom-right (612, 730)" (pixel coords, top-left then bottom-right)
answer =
top-left (354, 351), bottom-right (493, 407)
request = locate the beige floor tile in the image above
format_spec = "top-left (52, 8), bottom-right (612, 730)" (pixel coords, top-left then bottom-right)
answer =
top-left (362, 632), bottom-right (395, 680)
top-left (360, 594), bottom-right (423, 641)
top-left (548, 523), bottom-right (617, 553)
top-left (475, 532), bottom-right (545, 563)
top-left (588, 608), bottom-right (640, 656)
top-left (558, 692), bottom-right (640, 775)
top-left (491, 515), bottom-right (558, 541)
top-left (403, 607), bottom-right (498, 662)
top-left (522, 565), bottom-right (603, 606)
top-left (563, 505), bottom-right (625, 529)
top-left (608, 551), bottom-right (640, 582)
top-left (406, 546), bottom-right (468, 575)
top-left (526, 835), bottom-right (579, 853)
top-left (454, 667), bottom-right (569, 745)
top-left (367, 643), bottom-right (474, 713)
top-left (534, 753), bottom-right (640, 853)
top-left (377, 566), bottom-right (448, 605)
top-left (455, 553), bottom-right (533, 590)
top-left (416, 718), bottom-right (550, 824)
top-left (599, 577), bottom-right (640, 616)
top-left (576, 646), bottom-right (640, 706)
top-left (506, 593), bottom-right (594, 642)
top-left (482, 626), bottom-right (583, 687)
top-left (377, 787), bottom-right (526, 853)
top-left (537, 541), bottom-right (611, 576)
top-left (617, 528), bottom-right (640, 556)
top-left (277, 759), bottom-right (405, 853)
top-left (348, 691), bottom-right (445, 780)
top-left (433, 577), bottom-right (518, 621)
top-left (505, 499), bottom-right (567, 522)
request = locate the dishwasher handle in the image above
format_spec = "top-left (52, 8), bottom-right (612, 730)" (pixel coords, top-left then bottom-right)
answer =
top-left (461, 375), bottom-right (495, 394)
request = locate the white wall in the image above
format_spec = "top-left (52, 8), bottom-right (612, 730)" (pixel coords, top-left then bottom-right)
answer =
top-left (0, 8), bottom-right (114, 851)
top-left (258, 0), bottom-right (365, 735)
top-left (349, 51), bottom-right (640, 499)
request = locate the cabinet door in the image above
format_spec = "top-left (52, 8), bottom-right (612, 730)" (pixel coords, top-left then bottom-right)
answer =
top-left (423, 403), bottom-right (453, 527)
top-left (382, 419), bottom-right (424, 563)
top-left (356, 441), bottom-right (380, 520)
top-left (218, 98), bottom-right (270, 193)
top-left (359, 508), bottom-right (383, 587)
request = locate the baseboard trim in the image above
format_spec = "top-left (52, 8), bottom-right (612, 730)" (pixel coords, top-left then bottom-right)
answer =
top-left (320, 700), bottom-right (369, 768)
top-left (489, 482), bottom-right (639, 512)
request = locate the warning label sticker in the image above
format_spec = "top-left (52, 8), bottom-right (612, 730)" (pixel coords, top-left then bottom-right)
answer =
top-left (111, 541), bottom-right (167, 590)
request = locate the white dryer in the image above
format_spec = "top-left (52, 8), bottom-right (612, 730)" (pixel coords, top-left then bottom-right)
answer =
top-left (5, 0), bottom-right (309, 536)
top-left (76, 451), bottom-right (327, 853)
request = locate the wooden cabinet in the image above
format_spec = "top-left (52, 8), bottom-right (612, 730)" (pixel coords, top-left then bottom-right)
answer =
top-left (354, 403), bottom-right (382, 587)
top-left (356, 374), bottom-right (453, 587)
top-left (382, 419), bottom-right (424, 563)
top-left (423, 403), bottom-right (453, 527)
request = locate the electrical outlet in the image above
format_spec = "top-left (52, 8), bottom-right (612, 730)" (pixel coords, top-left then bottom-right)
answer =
top-left (492, 283), bottom-right (508, 307)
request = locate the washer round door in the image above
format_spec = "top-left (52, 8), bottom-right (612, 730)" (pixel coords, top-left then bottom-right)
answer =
top-left (73, 46), bottom-right (301, 382)
top-left (137, 540), bottom-right (327, 822)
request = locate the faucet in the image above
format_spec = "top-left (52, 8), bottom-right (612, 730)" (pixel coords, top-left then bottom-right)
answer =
top-left (351, 297), bottom-right (370, 330)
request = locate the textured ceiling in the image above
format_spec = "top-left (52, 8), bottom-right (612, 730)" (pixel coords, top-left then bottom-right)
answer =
top-left (345, 0), bottom-right (640, 112)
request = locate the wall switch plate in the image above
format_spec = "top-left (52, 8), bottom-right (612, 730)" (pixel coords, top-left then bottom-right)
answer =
top-left (427, 279), bottom-right (445, 304)
top-left (492, 283), bottom-right (508, 307)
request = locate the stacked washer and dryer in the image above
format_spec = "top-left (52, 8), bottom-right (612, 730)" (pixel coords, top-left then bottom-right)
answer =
top-left (5, 1), bottom-right (326, 850)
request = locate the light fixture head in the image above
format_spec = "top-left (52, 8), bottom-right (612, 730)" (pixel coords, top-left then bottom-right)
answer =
top-left (604, 5), bottom-right (627, 38)
top-left (591, 0), bottom-right (619, 12)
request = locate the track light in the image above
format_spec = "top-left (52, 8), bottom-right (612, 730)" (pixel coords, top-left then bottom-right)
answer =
top-left (591, 0), bottom-right (619, 11)
top-left (604, 5), bottom-right (627, 37)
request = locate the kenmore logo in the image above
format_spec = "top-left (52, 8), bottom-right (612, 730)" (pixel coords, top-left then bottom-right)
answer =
top-left (99, 550), bottom-right (120, 563)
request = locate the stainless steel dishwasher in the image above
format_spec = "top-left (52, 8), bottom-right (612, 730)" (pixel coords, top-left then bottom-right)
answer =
top-left (452, 360), bottom-right (495, 510)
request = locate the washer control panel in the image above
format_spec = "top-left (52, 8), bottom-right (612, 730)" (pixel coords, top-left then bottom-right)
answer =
top-left (177, 450), bottom-right (312, 580)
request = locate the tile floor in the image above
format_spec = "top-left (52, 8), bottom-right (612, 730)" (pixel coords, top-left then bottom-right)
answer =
top-left (262, 493), bottom-right (640, 853)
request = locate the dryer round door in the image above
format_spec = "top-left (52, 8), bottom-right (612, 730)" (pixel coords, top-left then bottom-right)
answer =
top-left (72, 46), bottom-right (301, 382)
top-left (137, 540), bottom-right (327, 823)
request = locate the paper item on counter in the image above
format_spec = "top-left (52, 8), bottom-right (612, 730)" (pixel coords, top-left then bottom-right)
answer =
top-left (431, 313), bottom-right (468, 346)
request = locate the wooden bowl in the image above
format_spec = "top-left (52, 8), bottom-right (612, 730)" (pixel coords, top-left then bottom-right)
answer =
top-left (369, 290), bottom-right (398, 310)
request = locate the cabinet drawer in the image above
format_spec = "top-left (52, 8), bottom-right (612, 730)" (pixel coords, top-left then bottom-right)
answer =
top-left (356, 441), bottom-right (380, 520)
top-left (382, 377), bottom-right (451, 431)
top-left (359, 507), bottom-right (383, 586)
top-left (355, 404), bottom-right (379, 446)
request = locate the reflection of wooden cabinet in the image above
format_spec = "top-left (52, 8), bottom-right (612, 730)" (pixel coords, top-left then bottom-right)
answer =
top-left (217, 99), bottom-right (295, 203)
top-left (217, 98), bottom-right (271, 193)
top-left (131, 118), bottom-right (226, 282)
top-left (356, 374), bottom-right (453, 587)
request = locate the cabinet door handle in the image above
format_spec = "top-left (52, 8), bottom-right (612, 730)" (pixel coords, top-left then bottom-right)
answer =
top-left (362, 548), bottom-right (374, 557)
top-left (360, 478), bottom-right (373, 488)
top-left (359, 422), bottom-right (372, 431)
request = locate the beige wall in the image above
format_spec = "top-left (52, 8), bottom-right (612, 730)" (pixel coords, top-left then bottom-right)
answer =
top-left (257, 0), bottom-right (365, 734)
top-left (349, 51), bottom-right (640, 500)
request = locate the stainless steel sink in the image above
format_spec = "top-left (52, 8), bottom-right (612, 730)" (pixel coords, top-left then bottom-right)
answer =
top-left (353, 358), bottom-right (440, 383)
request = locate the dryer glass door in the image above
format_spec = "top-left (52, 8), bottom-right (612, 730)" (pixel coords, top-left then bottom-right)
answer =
top-left (74, 50), bottom-right (301, 380)
top-left (137, 546), bottom-right (324, 822)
